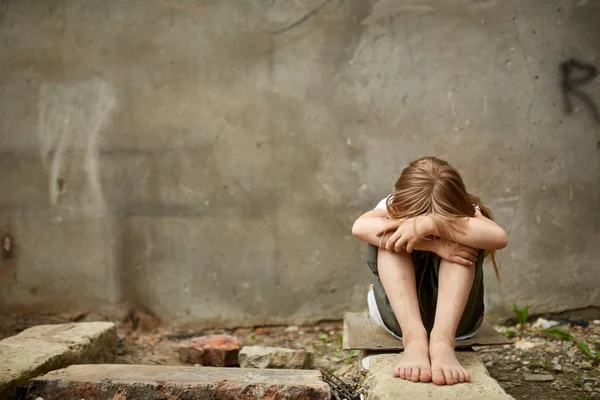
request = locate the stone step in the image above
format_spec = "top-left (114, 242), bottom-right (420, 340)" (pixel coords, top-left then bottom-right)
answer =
top-left (343, 312), bottom-right (512, 351)
top-left (363, 351), bottom-right (514, 400)
top-left (0, 322), bottom-right (116, 400)
top-left (26, 364), bottom-right (331, 400)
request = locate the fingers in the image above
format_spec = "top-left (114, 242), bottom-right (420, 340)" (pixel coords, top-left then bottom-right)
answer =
top-left (386, 230), bottom-right (403, 251)
top-left (405, 238), bottom-right (417, 253)
top-left (450, 256), bottom-right (472, 266)
top-left (461, 245), bottom-right (478, 258)
top-left (458, 250), bottom-right (477, 264)
top-left (393, 236), bottom-right (408, 252)
top-left (376, 220), bottom-right (401, 237)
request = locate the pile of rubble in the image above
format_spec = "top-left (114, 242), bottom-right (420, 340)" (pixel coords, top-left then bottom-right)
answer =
top-left (477, 318), bottom-right (600, 400)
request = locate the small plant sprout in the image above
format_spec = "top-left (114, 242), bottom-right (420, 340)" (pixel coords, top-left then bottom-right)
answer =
top-left (512, 304), bottom-right (529, 329)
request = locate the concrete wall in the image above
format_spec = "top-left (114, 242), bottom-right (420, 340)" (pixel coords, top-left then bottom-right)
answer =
top-left (1, 0), bottom-right (599, 326)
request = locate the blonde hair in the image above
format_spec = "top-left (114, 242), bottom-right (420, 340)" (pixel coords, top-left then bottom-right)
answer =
top-left (386, 156), bottom-right (501, 282)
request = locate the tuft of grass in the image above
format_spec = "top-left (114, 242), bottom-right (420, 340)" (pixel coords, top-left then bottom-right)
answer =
top-left (319, 333), bottom-right (329, 341)
top-left (503, 330), bottom-right (516, 339)
top-left (535, 327), bottom-right (573, 341)
top-left (577, 341), bottom-right (600, 362)
top-left (345, 350), bottom-right (359, 364)
top-left (535, 328), bottom-right (599, 362)
top-left (249, 333), bottom-right (256, 340)
top-left (512, 304), bottom-right (529, 328)
top-left (578, 341), bottom-right (591, 356)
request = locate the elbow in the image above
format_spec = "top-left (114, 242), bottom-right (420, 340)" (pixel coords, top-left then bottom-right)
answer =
top-left (351, 220), bottom-right (363, 239)
top-left (352, 219), bottom-right (369, 242)
top-left (495, 229), bottom-right (508, 250)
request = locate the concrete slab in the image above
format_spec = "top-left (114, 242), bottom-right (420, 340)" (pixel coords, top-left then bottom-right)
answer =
top-left (363, 351), bottom-right (514, 400)
top-left (344, 313), bottom-right (512, 350)
top-left (26, 364), bottom-right (331, 400)
top-left (0, 322), bottom-right (116, 400)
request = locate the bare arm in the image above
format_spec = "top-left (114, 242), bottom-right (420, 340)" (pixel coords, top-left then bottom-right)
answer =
top-left (352, 209), bottom-right (441, 252)
top-left (351, 209), bottom-right (392, 248)
top-left (352, 210), bottom-right (479, 265)
top-left (372, 209), bottom-right (507, 251)
top-left (450, 210), bottom-right (507, 250)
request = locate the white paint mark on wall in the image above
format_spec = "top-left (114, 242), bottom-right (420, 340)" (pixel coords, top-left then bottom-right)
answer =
top-left (37, 79), bottom-right (117, 210)
top-left (448, 90), bottom-right (457, 116)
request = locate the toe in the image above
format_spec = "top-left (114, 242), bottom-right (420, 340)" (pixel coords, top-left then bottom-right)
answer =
top-left (432, 368), bottom-right (445, 385)
top-left (399, 367), bottom-right (407, 379)
top-left (451, 370), bottom-right (460, 385)
top-left (420, 368), bottom-right (432, 383)
top-left (404, 367), bottom-right (412, 381)
top-left (458, 371), bottom-right (465, 383)
top-left (464, 369), bottom-right (471, 382)
top-left (444, 369), bottom-right (455, 385)
top-left (411, 367), bottom-right (420, 382)
top-left (396, 367), bottom-right (405, 379)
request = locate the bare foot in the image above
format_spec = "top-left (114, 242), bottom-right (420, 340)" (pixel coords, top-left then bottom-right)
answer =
top-left (429, 335), bottom-right (470, 385)
top-left (394, 337), bottom-right (432, 383)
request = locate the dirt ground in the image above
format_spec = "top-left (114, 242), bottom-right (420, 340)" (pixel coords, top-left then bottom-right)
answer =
top-left (1, 313), bottom-right (599, 399)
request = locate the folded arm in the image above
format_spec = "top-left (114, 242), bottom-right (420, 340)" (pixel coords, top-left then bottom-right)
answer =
top-left (352, 209), bottom-right (480, 266)
top-left (445, 210), bottom-right (507, 250)
top-left (352, 208), bottom-right (507, 251)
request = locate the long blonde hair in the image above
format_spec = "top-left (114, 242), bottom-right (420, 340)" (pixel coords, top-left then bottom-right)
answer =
top-left (386, 156), bottom-right (501, 282)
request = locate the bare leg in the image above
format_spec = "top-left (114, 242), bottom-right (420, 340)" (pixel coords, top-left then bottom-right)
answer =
top-left (378, 249), bottom-right (432, 383)
top-left (429, 259), bottom-right (475, 385)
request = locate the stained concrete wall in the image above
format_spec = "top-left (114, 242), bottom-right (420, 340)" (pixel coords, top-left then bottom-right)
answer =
top-left (0, 0), bottom-right (599, 326)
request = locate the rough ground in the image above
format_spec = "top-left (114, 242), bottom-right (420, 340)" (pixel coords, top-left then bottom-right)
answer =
top-left (479, 319), bottom-right (600, 400)
top-left (1, 313), bottom-right (599, 399)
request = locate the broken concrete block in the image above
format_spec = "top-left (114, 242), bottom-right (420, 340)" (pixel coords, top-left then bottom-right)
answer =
top-left (0, 322), bottom-right (116, 400)
top-left (177, 334), bottom-right (240, 367)
top-left (26, 364), bottom-right (331, 400)
top-left (240, 346), bottom-right (314, 369)
top-left (363, 352), bottom-right (514, 400)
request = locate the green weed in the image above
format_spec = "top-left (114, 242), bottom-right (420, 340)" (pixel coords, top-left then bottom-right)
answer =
top-left (512, 304), bottom-right (529, 328)
top-left (535, 327), bottom-right (573, 341)
top-left (345, 350), bottom-right (359, 364)
top-left (503, 330), bottom-right (516, 339)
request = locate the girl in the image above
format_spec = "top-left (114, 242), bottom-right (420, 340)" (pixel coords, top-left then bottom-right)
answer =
top-left (352, 156), bottom-right (507, 386)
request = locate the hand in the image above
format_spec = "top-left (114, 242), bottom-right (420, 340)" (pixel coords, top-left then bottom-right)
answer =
top-left (433, 241), bottom-right (478, 266)
top-left (375, 216), bottom-right (433, 253)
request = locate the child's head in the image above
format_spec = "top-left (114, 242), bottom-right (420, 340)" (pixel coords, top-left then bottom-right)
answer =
top-left (387, 156), bottom-right (500, 279)
top-left (387, 156), bottom-right (477, 222)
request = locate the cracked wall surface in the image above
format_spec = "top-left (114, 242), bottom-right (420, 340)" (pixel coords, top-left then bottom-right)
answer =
top-left (0, 0), bottom-right (599, 325)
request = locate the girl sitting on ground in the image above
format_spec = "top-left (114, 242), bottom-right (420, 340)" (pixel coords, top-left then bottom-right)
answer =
top-left (352, 156), bottom-right (507, 386)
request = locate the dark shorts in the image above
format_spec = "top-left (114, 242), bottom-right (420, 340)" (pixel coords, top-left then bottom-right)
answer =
top-left (366, 244), bottom-right (485, 338)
